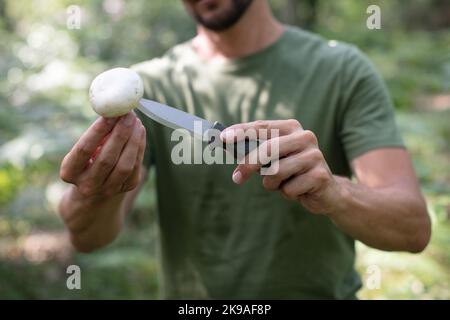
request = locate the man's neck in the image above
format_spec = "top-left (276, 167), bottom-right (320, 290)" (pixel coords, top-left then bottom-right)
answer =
top-left (192, 1), bottom-right (284, 62)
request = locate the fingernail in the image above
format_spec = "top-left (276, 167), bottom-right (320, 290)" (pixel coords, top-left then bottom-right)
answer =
top-left (232, 170), bottom-right (242, 184)
top-left (123, 113), bottom-right (134, 127)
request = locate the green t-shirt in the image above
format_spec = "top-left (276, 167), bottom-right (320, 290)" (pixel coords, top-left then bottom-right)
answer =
top-left (132, 26), bottom-right (404, 299)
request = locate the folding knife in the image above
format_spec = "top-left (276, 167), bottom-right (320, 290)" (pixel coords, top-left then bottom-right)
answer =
top-left (137, 98), bottom-right (260, 161)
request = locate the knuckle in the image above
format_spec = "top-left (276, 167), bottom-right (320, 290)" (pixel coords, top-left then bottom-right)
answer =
top-left (97, 157), bottom-right (114, 169)
top-left (287, 119), bottom-right (301, 130)
top-left (307, 148), bottom-right (323, 162)
top-left (312, 167), bottom-right (329, 183)
top-left (302, 130), bottom-right (318, 145)
top-left (281, 184), bottom-right (295, 199)
top-left (254, 120), bottom-right (268, 130)
top-left (292, 130), bottom-right (304, 143)
top-left (74, 143), bottom-right (91, 158)
top-left (262, 177), bottom-right (277, 190)
top-left (282, 190), bottom-right (295, 200)
top-left (78, 185), bottom-right (96, 198)
top-left (116, 164), bottom-right (134, 177)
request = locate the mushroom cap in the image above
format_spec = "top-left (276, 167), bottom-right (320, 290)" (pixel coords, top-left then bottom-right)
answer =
top-left (89, 67), bottom-right (144, 117)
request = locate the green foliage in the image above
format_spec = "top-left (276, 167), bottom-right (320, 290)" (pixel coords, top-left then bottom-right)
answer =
top-left (358, 110), bottom-right (450, 299)
top-left (0, 164), bottom-right (24, 205)
top-left (314, 1), bottom-right (450, 109)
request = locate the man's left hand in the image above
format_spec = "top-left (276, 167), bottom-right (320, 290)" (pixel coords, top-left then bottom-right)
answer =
top-left (220, 119), bottom-right (345, 215)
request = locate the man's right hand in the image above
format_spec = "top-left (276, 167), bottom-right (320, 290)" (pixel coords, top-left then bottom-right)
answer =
top-left (58, 112), bottom-right (146, 252)
top-left (60, 112), bottom-right (146, 199)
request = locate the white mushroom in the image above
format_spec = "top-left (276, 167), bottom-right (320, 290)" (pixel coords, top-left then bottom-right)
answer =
top-left (89, 67), bottom-right (144, 117)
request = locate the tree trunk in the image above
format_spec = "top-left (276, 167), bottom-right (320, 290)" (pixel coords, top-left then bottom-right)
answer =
top-left (303, 0), bottom-right (318, 30)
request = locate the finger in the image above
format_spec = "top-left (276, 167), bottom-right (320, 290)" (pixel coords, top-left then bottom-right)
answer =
top-left (262, 148), bottom-right (320, 190)
top-left (121, 159), bottom-right (141, 193)
top-left (137, 122), bottom-right (147, 166)
top-left (122, 128), bottom-right (146, 192)
top-left (220, 119), bottom-right (302, 142)
top-left (232, 131), bottom-right (318, 184)
top-left (102, 122), bottom-right (144, 194)
top-left (60, 117), bottom-right (117, 182)
top-left (280, 165), bottom-right (330, 200)
top-left (279, 174), bottom-right (315, 201)
top-left (85, 112), bottom-right (137, 187)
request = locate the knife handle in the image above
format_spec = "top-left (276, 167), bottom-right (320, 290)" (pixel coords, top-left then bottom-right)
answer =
top-left (209, 122), bottom-right (271, 168)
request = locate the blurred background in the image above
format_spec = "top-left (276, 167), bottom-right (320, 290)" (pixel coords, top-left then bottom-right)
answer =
top-left (0, 0), bottom-right (449, 299)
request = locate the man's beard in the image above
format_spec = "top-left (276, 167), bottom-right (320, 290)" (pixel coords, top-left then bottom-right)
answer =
top-left (192, 0), bottom-right (254, 32)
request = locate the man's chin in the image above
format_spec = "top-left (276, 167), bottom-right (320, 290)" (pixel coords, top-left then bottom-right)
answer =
top-left (193, 0), bottom-right (254, 32)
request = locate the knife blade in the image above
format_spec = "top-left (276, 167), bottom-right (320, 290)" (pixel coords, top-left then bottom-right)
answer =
top-left (138, 98), bottom-right (214, 141)
top-left (137, 98), bottom-right (263, 163)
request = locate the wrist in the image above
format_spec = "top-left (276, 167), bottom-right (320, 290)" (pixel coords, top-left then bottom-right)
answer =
top-left (61, 185), bottom-right (125, 233)
top-left (324, 176), bottom-right (353, 218)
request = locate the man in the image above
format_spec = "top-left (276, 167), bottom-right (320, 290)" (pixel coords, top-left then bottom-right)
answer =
top-left (59, 0), bottom-right (431, 299)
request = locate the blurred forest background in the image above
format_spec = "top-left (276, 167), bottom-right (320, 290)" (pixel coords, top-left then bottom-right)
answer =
top-left (0, 0), bottom-right (449, 299)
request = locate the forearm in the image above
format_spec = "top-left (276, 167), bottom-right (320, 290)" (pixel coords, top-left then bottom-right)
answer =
top-left (59, 185), bottom-right (127, 252)
top-left (327, 176), bottom-right (431, 253)
top-left (223, 120), bottom-right (431, 253)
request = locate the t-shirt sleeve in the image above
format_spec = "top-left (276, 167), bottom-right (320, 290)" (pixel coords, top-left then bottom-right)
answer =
top-left (338, 46), bottom-right (404, 161)
top-left (130, 63), bottom-right (156, 170)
